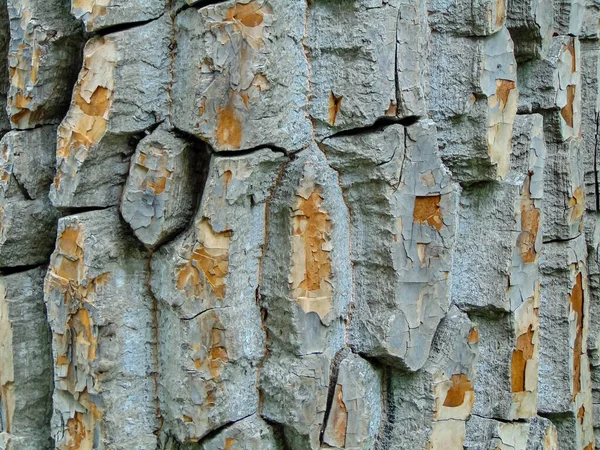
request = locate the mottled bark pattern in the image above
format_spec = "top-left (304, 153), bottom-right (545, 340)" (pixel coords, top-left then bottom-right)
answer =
top-left (0, 0), bottom-right (599, 449)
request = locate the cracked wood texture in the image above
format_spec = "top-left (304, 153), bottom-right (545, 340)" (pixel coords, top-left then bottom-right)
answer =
top-left (2, 0), bottom-right (600, 449)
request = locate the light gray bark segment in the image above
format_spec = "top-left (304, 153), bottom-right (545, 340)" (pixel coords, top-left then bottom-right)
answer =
top-left (6, 0), bottom-right (83, 129)
top-left (151, 149), bottom-right (285, 443)
top-left (49, 16), bottom-right (171, 208)
top-left (121, 126), bottom-right (199, 248)
top-left (44, 208), bottom-right (158, 450)
top-left (0, 267), bottom-right (53, 450)
top-left (0, 127), bottom-right (59, 268)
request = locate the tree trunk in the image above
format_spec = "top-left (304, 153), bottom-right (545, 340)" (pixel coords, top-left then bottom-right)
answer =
top-left (0, 0), bottom-right (599, 449)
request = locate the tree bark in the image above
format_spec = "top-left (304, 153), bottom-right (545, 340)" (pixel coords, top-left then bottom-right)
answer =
top-left (0, 0), bottom-right (599, 449)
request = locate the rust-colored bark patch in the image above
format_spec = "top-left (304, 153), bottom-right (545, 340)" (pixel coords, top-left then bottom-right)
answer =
top-left (443, 374), bottom-right (473, 407)
top-left (224, 438), bottom-right (237, 450)
top-left (561, 85), bottom-right (576, 128)
top-left (328, 91), bottom-right (343, 125)
top-left (496, 79), bottom-right (516, 110)
top-left (570, 272), bottom-right (584, 398)
top-left (290, 188), bottom-right (333, 320)
top-left (518, 176), bottom-right (540, 264)
top-left (216, 103), bottom-right (242, 150)
top-left (413, 195), bottom-right (443, 231)
top-left (468, 327), bottom-right (480, 344)
top-left (325, 384), bottom-right (348, 448)
top-left (511, 326), bottom-right (535, 393)
top-left (177, 219), bottom-right (231, 299)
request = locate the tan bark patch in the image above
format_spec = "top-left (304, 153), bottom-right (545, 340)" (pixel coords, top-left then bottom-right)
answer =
top-left (55, 38), bottom-right (116, 195)
top-left (177, 219), bottom-right (231, 299)
top-left (191, 312), bottom-right (229, 381)
top-left (225, 1), bottom-right (265, 27)
top-left (385, 100), bottom-right (398, 116)
top-left (495, 0), bottom-right (506, 26)
top-left (518, 176), bottom-right (540, 264)
top-left (487, 79), bottom-right (518, 179)
top-left (325, 384), bottom-right (348, 448)
top-left (290, 188), bottom-right (333, 320)
top-left (216, 103), bottom-right (243, 150)
top-left (0, 282), bottom-right (14, 434)
top-left (569, 186), bottom-right (585, 224)
top-left (561, 85), bottom-right (576, 128)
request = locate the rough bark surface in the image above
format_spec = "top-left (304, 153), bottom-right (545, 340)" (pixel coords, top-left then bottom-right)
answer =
top-left (0, 0), bottom-right (600, 449)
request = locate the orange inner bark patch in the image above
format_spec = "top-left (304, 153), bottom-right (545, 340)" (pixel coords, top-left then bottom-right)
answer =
top-left (518, 176), bottom-right (540, 264)
top-left (566, 38), bottom-right (577, 73)
top-left (495, 0), bottom-right (506, 26)
top-left (193, 315), bottom-right (229, 380)
top-left (71, 308), bottom-right (98, 361)
top-left (326, 385), bottom-right (348, 448)
top-left (570, 272), bottom-right (584, 398)
top-left (216, 103), bottom-right (242, 150)
top-left (66, 411), bottom-right (94, 450)
top-left (290, 189), bottom-right (333, 319)
top-left (75, 87), bottom-right (111, 117)
top-left (52, 226), bottom-right (85, 283)
top-left (583, 444), bottom-right (594, 450)
top-left (443, 374), bottom-right (473, 407)
top-left (224, 438), bottom-right (237, 450)
top-left (511, 326), bottom-right (535, 393)
top-left (56, 38), bottom-right (115, 167)
top-left (496, 79), bottom-right (516, 110)
top-left (578, 405), bottom-right (585, 424)
top-left (225, 1), bottom-right (265, 27)
top-left (561, 85), bottom-right (576, 128)
top-left (176, 219), bottom-right (231, 299)
top-left (134, 146), bottom-right (172, 197)
top-left (328, 91), bottom-right (343, 125)
top-left (569, 186), bottom-right (585, 223)
top-left (468, 327), bottom-right (480, 344)
top-left (413, 195), bottom-right (443, 231)
top-left (12, 93), bottom-right (30, 109)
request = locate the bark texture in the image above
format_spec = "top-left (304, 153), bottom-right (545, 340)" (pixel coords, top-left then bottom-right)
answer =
top-left (0, 0), bottom-right (599, 449)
